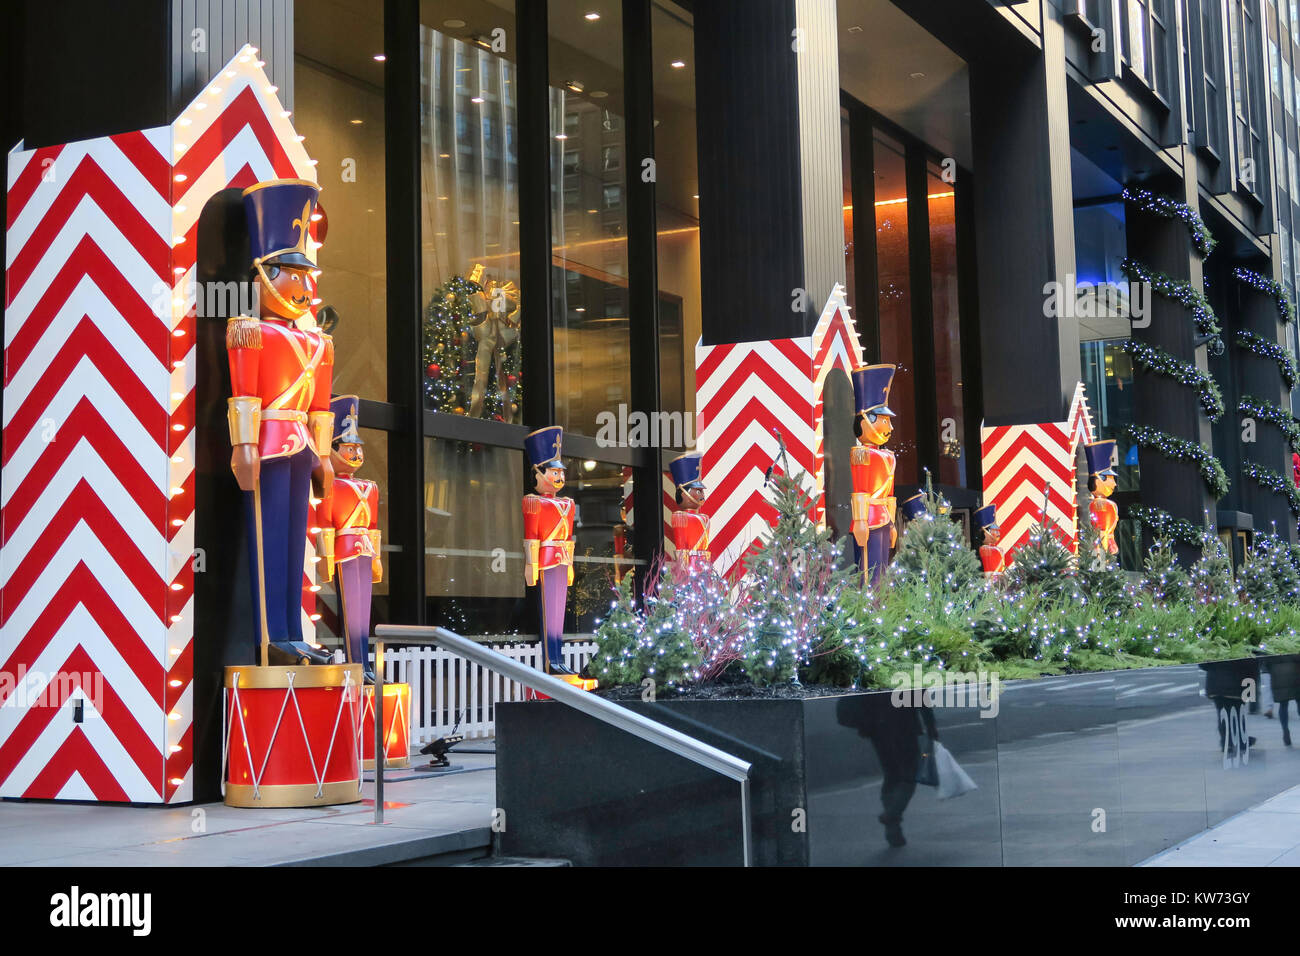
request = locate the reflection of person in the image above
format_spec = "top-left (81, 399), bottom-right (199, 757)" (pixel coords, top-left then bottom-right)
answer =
top-left (670, 452), bottom-right (710, 573)
top-left (974, 504), bottom-right (1012, 576)
top-left (1265, 654), bottom-right (1300, 747)
top-left (319, 396), bottom-right (382, 683)
top-left (523, 426), bottom-right (596, 691)
top-left (836, 695), bottom-right (937, 849)
top-left (850, 365), bottom-right (898, 588)
top-left (1086, 440), bottom-right (1119, 557)
top-left (1200, 657), bottom-right (1260, 759)
top-left (227, 179), bottom-right (334, 667)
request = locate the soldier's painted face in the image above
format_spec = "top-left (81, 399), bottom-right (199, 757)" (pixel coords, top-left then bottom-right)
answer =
top-left (858, 411), bottom-right (894, 446)
top-left (331, 442), bottom-right (364, 474)
top-left (682, 484), bottom-right (707, 509)
top-left (259, 263), bottom-right (314, 319)
top-left (984, 524), bottom-right (1001, 546)
top-left (537, 465), bottom-right (565, 494)
top-left (1094, 473), bottom-right (1116, 498)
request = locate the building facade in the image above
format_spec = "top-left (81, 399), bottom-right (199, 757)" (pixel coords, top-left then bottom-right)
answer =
top-left (4, 0), bottom-right (1299, 648)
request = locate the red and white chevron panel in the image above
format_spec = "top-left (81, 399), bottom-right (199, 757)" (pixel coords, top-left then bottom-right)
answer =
top-left (1, 45), bottom-right (316, 803)
top-left (980, 383), bottom-right (1095, 556)
top-left (695, 339), bottom-right (819, 580)
top-left (810, 283), bottom-right (864, 525)
top-left (620, 465), bottom-right (677, 561)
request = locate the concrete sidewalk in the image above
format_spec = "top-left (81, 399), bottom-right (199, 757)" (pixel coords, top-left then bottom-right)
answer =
top-left (1143, 783), bottom-right (1300, 866)
top-left (0, 754), bottom-right (496, 867)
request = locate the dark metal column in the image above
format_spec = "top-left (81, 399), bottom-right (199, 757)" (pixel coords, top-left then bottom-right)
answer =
top-left (623, 0), bottom-right (664, 591)
top-left (383, 0), bottom-right (425, 623)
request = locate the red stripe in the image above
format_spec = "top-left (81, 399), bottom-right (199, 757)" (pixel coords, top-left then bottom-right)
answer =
top-left (111, 130), bottom-right (171, 201)
top-left (982, 429), bottom-right (1073, 489)
top-left (6, 156), bottom-right (170, 298)
top-left (4, 144), bottom-right (65, 231)
top-left (19, 729), bottom-right (132, 802)
top-left (174, 87), bottom-right (298, 201)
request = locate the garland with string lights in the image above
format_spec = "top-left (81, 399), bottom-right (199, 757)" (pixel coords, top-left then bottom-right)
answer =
top-left (1120, 258), bottom-right (1222, 348)
top-left (1120, 339), bottom-right (1224, 421)
top-left (1126, 504), bottom-right (1203, 548)
top-left (1239, 394), bottom-right (1300, 452)
top-left (1122, 185), bottom-right (1217, 257)
top-left (1233, 267), bottom-right (1296, 324)
top-left (1236, 329), bottom-right (1300, 388)
top-left (1243, 461), bottom-right (1300, 516)
top-left (1124, 423), bottom-right (1229, 498)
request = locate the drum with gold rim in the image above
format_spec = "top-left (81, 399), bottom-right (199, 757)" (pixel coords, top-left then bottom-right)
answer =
top-left (360, 682), bottom-right (411, 770)
top-left (223, 664), bottom-right (363, 808)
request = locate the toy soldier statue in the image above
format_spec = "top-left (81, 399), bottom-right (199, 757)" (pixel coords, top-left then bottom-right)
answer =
top-left (1086, 439), bottom-right (1120, 557)
top-left (975, 504), bottom-right (1011, 575)
top-left (612, 503), bottom-right (632, 584)
top-left (227, 179), bottom-right (335, 667)
top-left (318, 395), bottom-right (381, 683)
top-left (522, 426), bottom-right (596, 691)
top-left (670, 452), bottom-right (710, 573)
top-left (850, 364), bottom-right (898, 587)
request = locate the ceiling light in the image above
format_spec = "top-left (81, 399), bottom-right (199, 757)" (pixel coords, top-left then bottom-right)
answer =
top-left (590, 90), bottom-right (608, 98)
top-left (583, 459), bottom-right (598, 471)
top-left (555, 133), bottom-right (568, 140)
top-left (585, 12), bottom-right (601, 21)
top-left (444, 18), bottom-right (466, 28)
top-left (373, 54), bottom-right (386, 62)
top-left (909, 71), bottom-right (926, 79)
top-left (671, 60), bottom-right (686, 69)
top-left (350, 118), bottom-right (363, 125)
top-left (472, 95), bottom-right (485, 103)
top-left (847, 25), bottom-right (863, 33)
top-left (566, 80), bottom-right (585, 93)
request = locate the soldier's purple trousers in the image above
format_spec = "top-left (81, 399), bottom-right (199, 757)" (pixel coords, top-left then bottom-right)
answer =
top-left (539, 564), bottom-right (568, 670)
top-left (338, 555), bottom-right (373, 669)
top-left (852, 527), bottom-right (891, 588)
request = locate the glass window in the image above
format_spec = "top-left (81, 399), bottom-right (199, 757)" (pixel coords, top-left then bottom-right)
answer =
top-left (927, 162), bottom-right (965, 488)
top-left (294, 3), bottom-right (387, 400)
top-left (419, 11), bottom-right (522, 423)
top-left (550, 0), bottom-right (632, 438)
top-left (842, 108), bottom-right (856, 325)
top-left (653, 1), bottom-right (700, 431)
top-left (873, 129), bottom-right (917, 486)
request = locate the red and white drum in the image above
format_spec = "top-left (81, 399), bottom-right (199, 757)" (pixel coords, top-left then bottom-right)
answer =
top-left (223, 664), bottom-right (363, 808)
top-left (360, 682), bottom-right (411, 770)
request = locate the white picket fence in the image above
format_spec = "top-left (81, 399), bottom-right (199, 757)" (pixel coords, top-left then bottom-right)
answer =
top-left (371, 640), bottom-right (598, 745)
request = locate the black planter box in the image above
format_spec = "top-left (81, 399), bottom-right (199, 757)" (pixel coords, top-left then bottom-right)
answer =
top-left (495, 656), bottom-right (1300, 866)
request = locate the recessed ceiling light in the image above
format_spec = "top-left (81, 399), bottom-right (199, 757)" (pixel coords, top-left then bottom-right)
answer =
top-left (847, 25), bottom-right (863, 33)
top-left (909, 71), bottom-right (926, 79)
top-left (590, 90), bottom-right (608, 98)
top-left (671, 60), bottom-right (686, 69)
top-left (566, 80), bottom-right (585, 93)
top-left (373, 54), bottom-right (386, 62)
top-left (555, 133), bottom-right (568, 140)
top-left (350, 118), bottom-right (363, 125)
top-left (587, 208), bottom-right (598, 214)
top-left (439, 153), bottom-right (450, 158)
top-left (575, 307), bottom-right (587, 312)
top-left (692, 193), bottom-right (699, 199)
top-left (443, 18), bottom-right (466, 28)
top-left (585, 11), bottom-right (601, 20)
top-left (471, 96), bottom-right (485, 103)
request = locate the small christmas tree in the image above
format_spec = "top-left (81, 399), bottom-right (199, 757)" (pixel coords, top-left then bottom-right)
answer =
top-left (1238, 534), bottom-right (1279, 606)
top-left (887, 470), bottom-right (983, 596)
top-left (1261, 531), bottom-right (1300, 602)
top-left (1077, 517), bottom-right (1131, 612)
top-left (1003, 486), bottom-right (1078, 601)
top-left (1189, 517), bottom-right (1235, 606)
top-left (421, 267), bottom-right (522, 421)
top-left (590, 573), bottom-right (645, 686)
top-left (1141, 536), bottom-right (1192, 605)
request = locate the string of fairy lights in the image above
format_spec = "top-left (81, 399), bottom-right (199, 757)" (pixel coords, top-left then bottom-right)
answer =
top-left (1120, 339), bottom-right (1224, 420)
top-left (1236, 328), bottom-right (1300, 388)
top-left (1233, 267), bottom-right (1296, 325)
top-left (1239, 394), bottom-right (1300, 453)
top-left (1124, 424), bottom-right (1229, 498)
top-left (1119, 257), bottom-right (1222, 349)
top-left (1121, 185), bottom-right (1218, 257)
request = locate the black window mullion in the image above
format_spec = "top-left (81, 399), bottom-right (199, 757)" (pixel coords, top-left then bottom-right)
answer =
top-left (905, 141), bottom-right (939, 482)
top-left (622, 0), bottom-right (663, 598)
top-left (383, 0), bottom-right (425, 625)
top-left (845, 97), bottom-right (879, 362)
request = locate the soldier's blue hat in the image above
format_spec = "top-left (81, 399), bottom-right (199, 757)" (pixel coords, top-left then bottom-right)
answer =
top-left (900, 493), bottom-right (927, 521)
top-left (669, 452), bottom-right (704, 489)
top-left (242, 179), bottom-right (321, 269)
top-left (331, 394), bottom-right (362, 445)
top-left (852, 364), bottom-right (896, 416)
top-left (525, 426), bottom-right (564, 470)
top-left (974, 504), bottom-right (998, 530)
top-left (1085, 439), bottom-right (1117, 477)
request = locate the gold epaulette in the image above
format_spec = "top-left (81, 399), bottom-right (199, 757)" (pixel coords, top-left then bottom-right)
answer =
top-left (321, 332), bottom-right (334, 365)
top-left (522, 494), bottom-right (542, 515)
top-left (226, 315), bottom-right (262, 350)
top-left (850, 445), bottom-right (868, 464)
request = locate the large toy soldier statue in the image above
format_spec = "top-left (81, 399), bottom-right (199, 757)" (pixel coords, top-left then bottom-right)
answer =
top-left (1086, 439), bottom-right (1120, 557)
top-left (975, 504), bottom-right (1011, 575)
top-left (318, 395), bottom-right (381, 683)
top-left (850, 365), bottom-right (898, 587)
top-left (227, 179), bottom-right (334, 667)
top-left (522, 426), bottom-right (596, 691)
top-left (669, 452), bottom-right (710, 572)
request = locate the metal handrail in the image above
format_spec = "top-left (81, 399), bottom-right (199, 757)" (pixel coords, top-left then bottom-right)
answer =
top-left (372, 624), bottom-right (755, 866)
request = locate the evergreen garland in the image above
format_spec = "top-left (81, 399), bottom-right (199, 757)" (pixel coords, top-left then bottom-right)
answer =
top-left (1121, 339), bottom-right (1224, 421)
top-left (1236, 329), bottom-right (1300, 388)
top-left (1233, 267), bottom-right (1296, 324)
top-left (1122, 186), bottom-right (1217, 257)
top-left (1242, 461), bottom-right (1300, 516)
top-left (1127, 504), bottom-right (1203, 548)
top-left (1120, 258), bottom-right (1222, 348)
top-left (1239, 394), bottom-right (1300, 453)
top-left (1124, 423), bottom-right (1230, 498)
